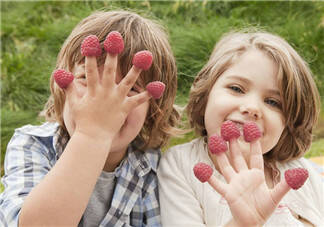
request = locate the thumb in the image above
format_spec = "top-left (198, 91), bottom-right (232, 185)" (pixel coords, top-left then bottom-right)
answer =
top-left (64, 80), bottom-right (78, 104)
top-left (270, 167), bottom-right (309, 205)
top-left (270, 179), bottom-right (290, 205)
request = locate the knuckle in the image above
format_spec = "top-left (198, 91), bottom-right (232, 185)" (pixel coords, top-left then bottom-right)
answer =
top-left (104, 64), bottom-right (115, 75)
top-left (86, 68), bottom-right (95, 75)
top-left (123, 78), bottom-right (133, 87)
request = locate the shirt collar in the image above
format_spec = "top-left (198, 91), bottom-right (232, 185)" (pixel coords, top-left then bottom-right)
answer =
top-left (115, 144), bottom-right (160, 178)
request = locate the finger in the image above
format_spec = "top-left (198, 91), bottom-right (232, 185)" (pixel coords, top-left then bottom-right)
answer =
top-left (64, 80), bottom-right (78, 107)
top-left (215, 152), bottom-right (237, 183)
top-left (126, 91), bottom-right (151, 111)
top-left (85, 56), bottom-right (99, 96)
top-left (102, 52), bottom-right (118, 88)
top-left (118, 66), bottom-right (142, 97)
top-left (229, 139), bottom-right (248, 172)
top-left (249, 140), bottom-right (264, 171)
top-left (207, 175), bottom-right (228, 197)
top-left (270, 179), bottom-right (290, 205)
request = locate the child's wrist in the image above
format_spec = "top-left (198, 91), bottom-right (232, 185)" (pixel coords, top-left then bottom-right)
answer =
top-left (225, 219), bottom-right (263, 227)
top-left (73, 129), bottom-right (114, 147)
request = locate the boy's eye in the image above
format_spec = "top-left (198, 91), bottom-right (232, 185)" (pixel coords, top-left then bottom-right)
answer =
top-left (127, 86), bottom-right (140, 96)
top-left (265, 98), bottom-right (281, 109)
top-left (229, 85), bottom-right (244, 93)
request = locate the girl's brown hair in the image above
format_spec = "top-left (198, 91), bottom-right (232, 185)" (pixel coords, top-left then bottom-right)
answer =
top-left (187, 31), bottom-right (320, 163)
top-left (44, 10), bottom-right (181, 150)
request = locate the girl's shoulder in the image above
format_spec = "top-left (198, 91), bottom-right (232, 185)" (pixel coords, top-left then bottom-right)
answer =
top-left (160, 138), bottom-right (213, 173)
top-left (277, 157), bottom-right (323, 176)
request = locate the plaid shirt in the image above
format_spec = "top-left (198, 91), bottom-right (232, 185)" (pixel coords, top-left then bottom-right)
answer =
top-left (0, 122), bottom-right (161, 227)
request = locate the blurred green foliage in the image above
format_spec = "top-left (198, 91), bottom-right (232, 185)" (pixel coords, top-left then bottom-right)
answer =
top-left (1, 1), bottom-right (324, 175)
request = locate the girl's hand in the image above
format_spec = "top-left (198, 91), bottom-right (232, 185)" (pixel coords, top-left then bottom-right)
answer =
top-left (194, 122), bottom-right (308, 227)
top-left (54, 34), bottom-right (152, 141)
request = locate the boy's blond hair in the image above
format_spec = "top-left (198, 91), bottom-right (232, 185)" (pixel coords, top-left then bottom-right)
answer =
top-left (187, 31), bottom-right (320, 163)
top-left (44, 10), bottom-right (180, 150)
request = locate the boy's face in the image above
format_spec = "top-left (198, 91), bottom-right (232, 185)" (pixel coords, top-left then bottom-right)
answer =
top-left (63, 63), bottom-right (149, 155)
top-left (204, 49), bottom-right (285, 160)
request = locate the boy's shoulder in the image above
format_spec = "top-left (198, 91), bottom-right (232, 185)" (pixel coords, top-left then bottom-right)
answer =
top-left (15, 122), bottom-right (60, 137)
top-left (9, 122), bottom-right (61, 158)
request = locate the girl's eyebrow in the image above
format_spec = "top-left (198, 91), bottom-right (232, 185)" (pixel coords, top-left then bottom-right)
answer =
top-left (226, 75), bottom-right (281, 97)
top-left (226, 75), bottom-right (251, 85)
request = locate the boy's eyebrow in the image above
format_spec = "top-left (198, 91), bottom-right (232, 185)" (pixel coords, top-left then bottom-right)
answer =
top-left (226, 75), bottom-right (281, 97)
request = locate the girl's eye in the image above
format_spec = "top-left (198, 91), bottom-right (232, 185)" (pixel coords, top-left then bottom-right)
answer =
top-left (265, 98), bottom-right (281, 109)
top-left (229, 85), bottom-right (244, 94)
top-left (76, 74), bottom-right (86, 80)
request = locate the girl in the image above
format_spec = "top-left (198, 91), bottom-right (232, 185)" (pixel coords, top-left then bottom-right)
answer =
top-left (0, 10), bottom-right (180, 226)
top-left (158, 31), bottom-right (323, 226)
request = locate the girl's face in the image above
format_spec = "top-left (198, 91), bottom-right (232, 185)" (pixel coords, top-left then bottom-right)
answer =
top-left (63, 63), bottom-right (149, 155)
top-left (204, 49), bottom-right (285, 157)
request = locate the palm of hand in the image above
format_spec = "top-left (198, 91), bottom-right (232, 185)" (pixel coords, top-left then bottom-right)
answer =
top-left (64, 54), bottom-right (150, 139)
top-left (207, 139), bottom-right (290, 227)
top-left (224, 169), bottom-right (276, 226)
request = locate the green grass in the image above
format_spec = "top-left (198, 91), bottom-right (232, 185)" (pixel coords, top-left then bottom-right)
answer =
top-left (306, 138), bottom-right (324, 158)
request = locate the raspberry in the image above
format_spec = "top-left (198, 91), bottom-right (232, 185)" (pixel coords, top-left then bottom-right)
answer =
top-left (146, 81), bottom-right (165, 99)
top-left (104, 31), bottom-right (124, 54)
top-left (221, 120), bottom-right (240, 141)
top-left (284, 168), bottom-right (308, 190)
top-left (208, 134), bottom-right (228, 154)
top-left (193, 163), bottom-right (213, 183)
top-left (243, 122), bottom-right (262, 142)
top-left (53, 69), bottom-right (74, 89)
top-left (81, 35), bottom-right (102, 57)
top-left (132, 51), bottom-right (153, 70)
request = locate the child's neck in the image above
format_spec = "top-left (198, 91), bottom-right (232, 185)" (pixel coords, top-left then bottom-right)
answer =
top-left (103, 149), bottom-right (127, 172)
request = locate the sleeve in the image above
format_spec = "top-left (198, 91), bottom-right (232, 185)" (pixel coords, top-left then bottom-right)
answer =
top-left (0, 132), bottom-right (53, 227)
top-left (157, 148), bottom-right (206, 227)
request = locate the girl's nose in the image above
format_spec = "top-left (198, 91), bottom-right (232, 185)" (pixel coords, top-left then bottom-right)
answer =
top-left (239, 102), bottom-right (262, 120)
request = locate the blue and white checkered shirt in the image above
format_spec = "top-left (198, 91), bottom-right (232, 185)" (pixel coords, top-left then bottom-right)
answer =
top-left (0, 122), bottom-right (161, 227)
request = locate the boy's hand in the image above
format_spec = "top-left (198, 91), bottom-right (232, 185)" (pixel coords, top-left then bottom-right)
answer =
top-left (55, 34), bottom-right (153, 141)
top-left (193, 121), bottom-right (308, 227)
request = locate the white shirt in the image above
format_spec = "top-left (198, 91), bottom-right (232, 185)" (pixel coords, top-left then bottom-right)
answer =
top-left (157, 138), bottom-right (324, 227)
